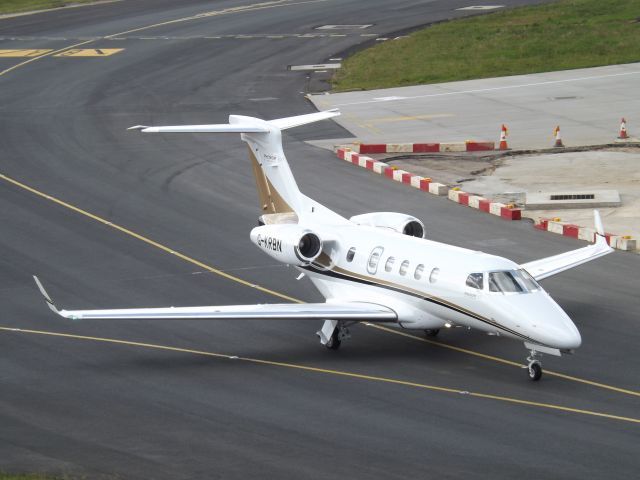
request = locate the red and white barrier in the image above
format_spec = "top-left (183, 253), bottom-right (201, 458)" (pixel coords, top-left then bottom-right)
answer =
top-left (534, 218), bottom-right (636, 251)
top-left (449, 189), bottom-right (521, 220)
top-left (353, 141), bottom-right (495, 154)
top-left (335, 147), bottom-right (520, 220)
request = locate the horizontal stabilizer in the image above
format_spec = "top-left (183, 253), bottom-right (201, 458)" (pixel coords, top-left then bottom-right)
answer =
top-left (268, 109), bottom-right (340, 130)
top-left (127, 109), bottom-right (340, 134)
top-left (131, 124), bottom-right (270, 134)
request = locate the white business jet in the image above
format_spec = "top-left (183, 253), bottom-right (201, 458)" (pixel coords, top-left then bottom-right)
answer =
top-left (35, 109), bottom-right (614, 381)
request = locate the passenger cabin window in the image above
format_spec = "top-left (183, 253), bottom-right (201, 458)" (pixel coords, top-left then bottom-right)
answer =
top-left (399, 260), bottom-right (410, 276)
top-left (489, 271), bottom-right (522, 293)
top-left (367, 247), bottom-right (384, 274)
top-left (429, 267), bottom-right (440, 284)
top-left (346, 247), bottom-right (356, 262)
top-left (384, 256), bottom-right (395, 272)
top-left (466, 273), bottom-right (483, 289)
top-left (414, 264), bottom-right (424, 280)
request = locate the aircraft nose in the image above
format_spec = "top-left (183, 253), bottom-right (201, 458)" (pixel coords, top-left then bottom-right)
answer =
top-left (493, 292), bottom-right (582, 350)
top-left (549, 319), bottom-right (582, 349)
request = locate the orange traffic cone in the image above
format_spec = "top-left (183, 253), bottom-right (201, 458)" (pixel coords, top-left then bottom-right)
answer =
top-left (618, 118), bottom-right (629, 139)
top-left (553, 125), bottom-right (564, 148)
top-left (499, 124), bottom-right (509, 150)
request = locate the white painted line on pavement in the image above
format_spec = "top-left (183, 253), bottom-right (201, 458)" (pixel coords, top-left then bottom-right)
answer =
top-left (332, 70), bottom-right (640, 106)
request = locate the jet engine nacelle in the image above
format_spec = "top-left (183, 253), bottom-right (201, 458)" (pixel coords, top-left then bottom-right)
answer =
top-left (250, 224), bottom-right (323, 266)
top-left (349, 212), bottom-right (426, 238)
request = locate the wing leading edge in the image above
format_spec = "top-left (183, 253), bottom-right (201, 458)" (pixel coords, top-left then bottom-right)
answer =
top-left (521, 210), bottom-right (614, 281)
top-left (33, 276), bottom-right (396, 322)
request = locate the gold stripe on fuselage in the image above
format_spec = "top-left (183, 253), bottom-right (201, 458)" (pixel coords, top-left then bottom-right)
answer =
top-left (311, 263), bottom-right (534, 342)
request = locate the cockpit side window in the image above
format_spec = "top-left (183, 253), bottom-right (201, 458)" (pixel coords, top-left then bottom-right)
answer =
top-left (489, 271), bottom-right (523, 293)
top-left (466, 273), bottom-right (483, 289)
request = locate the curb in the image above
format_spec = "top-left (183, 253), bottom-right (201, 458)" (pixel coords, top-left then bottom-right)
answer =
top-left (335, 146), bottom-right (636, 251)
top-left (353, 141), bottom-right (496, 154)
top-left (335, 147), bottom-right (521, 220)
top-left (534, 218), bottom-right (636, 251)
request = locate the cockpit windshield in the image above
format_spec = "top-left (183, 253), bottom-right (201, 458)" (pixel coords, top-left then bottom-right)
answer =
top-left (467, 269), bottom-right (540, 293)
top-left (489, 271), bottom-right (522, 292)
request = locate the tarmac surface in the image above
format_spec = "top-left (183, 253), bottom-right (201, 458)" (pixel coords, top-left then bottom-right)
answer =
top-left (309, 64), bottom-right (640, 247)
top-left (309, 62), bottom-right (640, 149)
top-left (1, 1), bottom-right (639, 479)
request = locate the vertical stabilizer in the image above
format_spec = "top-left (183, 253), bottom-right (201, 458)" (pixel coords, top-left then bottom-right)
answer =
top-left (130, 109), bottom-right (341, 222)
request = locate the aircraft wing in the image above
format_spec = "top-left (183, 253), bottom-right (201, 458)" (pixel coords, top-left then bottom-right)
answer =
top-left (520, 211), bottom-right (614, 281)
top-left (33, 276), bottom-right (396, 321)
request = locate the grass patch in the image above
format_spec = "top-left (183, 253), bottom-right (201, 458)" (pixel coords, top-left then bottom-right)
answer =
top-left (0, 0), bottom-right (97, 15)
top-left (333, 0), bottom-right (640, 90)
top-left (0, 475), bottom-right (57, 480)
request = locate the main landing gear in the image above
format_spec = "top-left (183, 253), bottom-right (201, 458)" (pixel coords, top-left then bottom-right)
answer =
top-left (317, 320), bottom-right (351, 350)
top-left (526, 350), bottom-right (543, 381)
top-left (424, 328), bottom-right (440, 337)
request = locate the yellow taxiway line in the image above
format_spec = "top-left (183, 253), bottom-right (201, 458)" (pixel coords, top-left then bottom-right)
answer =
top-left (0, 0), bottom-right (637, 403)
top-left (2, 171), bottom-right (639, 400)
top-left (1, 326), bottom-right (638, 425)
top-left (0, 0), bottom-right (329, 78)
top-left (0, 173), bottom-right (299, 304)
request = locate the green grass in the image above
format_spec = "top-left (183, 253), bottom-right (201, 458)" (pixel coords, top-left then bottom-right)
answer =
top-left (333, 0), bottom-right (640, 91)
top-left (0, 0), bottom-right (97, 15)
top-left (0, 475), bottom-right (57, 480)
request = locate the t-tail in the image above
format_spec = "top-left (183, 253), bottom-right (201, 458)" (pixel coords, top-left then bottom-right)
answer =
top-left (128, 109), bottom-right (344, 223)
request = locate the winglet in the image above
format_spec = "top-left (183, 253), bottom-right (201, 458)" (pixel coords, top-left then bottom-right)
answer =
top-left (127, 125), bottom-right (148, 131)
top-left (594, 210), bottom-right (605, 236)
top-left (33, 275), bottom-right (62, 316)
top-left (593, 210), bottom-right (612, 250)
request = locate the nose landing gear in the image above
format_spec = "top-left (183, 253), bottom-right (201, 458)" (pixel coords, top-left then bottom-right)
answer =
top-left (526, 350), bottom-right (543, 381)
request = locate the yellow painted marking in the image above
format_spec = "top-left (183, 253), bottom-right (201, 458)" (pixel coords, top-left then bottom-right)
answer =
top-left (366, 113), bottom-right (455, 124)
top-left (1, 326), bottom-right (638, 425)
top-left (0, 49), bottom-right (53, 57)
top-left (0, 0), bottom-right (636, 400)
top-left (0, 39), bottom-right (95, 77)
top-left (344, 112), bottom-right (383, 135)
top-left (370, 324), bottom-right (640, 397)
top-left (0, 0), bottom-right (328, 77)
top-left (1, 171), bottom-right (638, 399)
top-left (102, 0), bottom-right (328, 39)
top-left (0, 173), bottom-right (299, 304)
top-left (54, 48), bottom-right (124, 57)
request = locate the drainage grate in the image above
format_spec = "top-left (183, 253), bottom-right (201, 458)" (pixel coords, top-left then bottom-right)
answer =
top-left (550, 194), bottom-right (595, 201)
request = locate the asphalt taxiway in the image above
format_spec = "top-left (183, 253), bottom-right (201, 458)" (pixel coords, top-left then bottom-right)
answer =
top-left (1, 1), bottom-right (639, 479)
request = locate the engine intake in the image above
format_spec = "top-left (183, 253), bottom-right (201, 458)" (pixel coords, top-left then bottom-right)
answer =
top-left (297, 232), bottom-right (322, 260)
top-left (250, 224), bottom-right (324, 266)
top-left (349, 212), bottom-right (426, 239)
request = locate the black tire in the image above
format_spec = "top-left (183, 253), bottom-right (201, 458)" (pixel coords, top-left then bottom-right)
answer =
top-left (424, 329), bottom-right (440, 337)
top-left (528, 362), bottom-right (543, 381)
top-left (326, 330), bottom-right (341, 350)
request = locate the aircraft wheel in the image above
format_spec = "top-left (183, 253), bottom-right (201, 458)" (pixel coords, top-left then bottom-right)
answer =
top-left (424, 329), bottom-right (440, 337)
top-left (528, 361), bottom-right (543, 381)
top-left (325, 330), bottom-right (341, 350)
